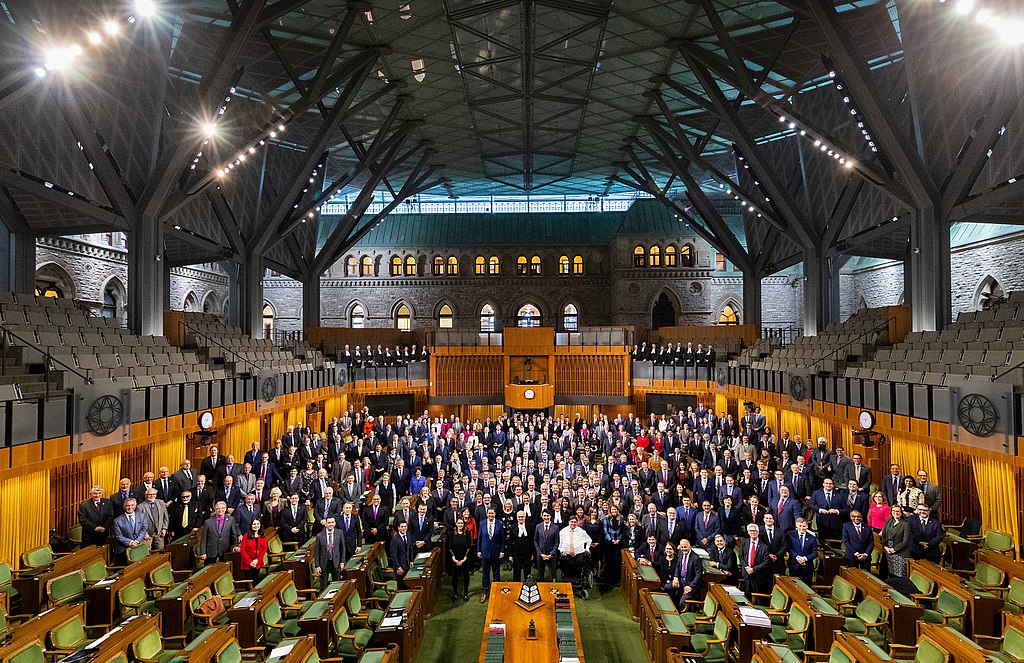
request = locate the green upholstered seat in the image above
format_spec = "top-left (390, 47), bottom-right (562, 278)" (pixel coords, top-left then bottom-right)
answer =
top-left (118, 578), bottom-right (154, 618)
top-left (22, 545), bottom-right (54, 568)
top-left (0, 562), bottom-right (18, 601)
top-left (909, 571), bottom-right (936, 602)
top-left (347, 591), bottom-right (383, 629)
top-left (1005, 577), bottom-right (1024, 614)
top-left (825, 576), bottom-right (857, 612)
top-left (679, 594), bottom-right (716, 633)
top-left (1002, 626), bottom-right (1024, 660)
top-left (969, 562), bottom-right (1005, 592)
top-left (358, 651), bottom-right (388, 663)
top-left (651, 593), bottom-right (677, 613)
top-left (217, 641), bottom-right (243, 663)
top-left (661, 612), bottom-right (688, 635)
top-left (261, 599), bottom-right (301, 646)
top-left (267, 536), bottom-right (286, 568)
top-left (915, 639), bottom-right (950, 663)
top-left (689, 613), bottom-right (729, 663)
top-left (765, 586), bottom-right (790, 626)
top-left (332, 609), bottom-right (373, 658)
top-left (82, 559), bottom-right (108, 584)
top-left (47, 570), bottom-right (85, 606)
top-left (214, 572), bottom-right (237, 605)
top-left (828, 647), bottom-right (853, 663)
top-left (843, 597), bottom-right (887, 645)
top-left (148, 562), bottom-right (175, 597)
top-left (280, 582), bottom-right (313, 617)
top-left (9, 643), bottom-right (46, 663)
top-left (921, 590), bottom-right (967, 632)
top-left (49, 615), bottom-right (92, 654)
top-left (132, 628), bottom-right (177, 663)
top-left (768, 605), bottom-right (810, 655)
top-left (983, 529), bottom-right (1014, 555)
top-left (127, 542), bottom-right (150, 562)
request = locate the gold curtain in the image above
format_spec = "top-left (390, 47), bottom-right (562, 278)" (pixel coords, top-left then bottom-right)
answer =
top-left (152, 435), bottom-right (186, 475)
top-left (760, 404), bottom-right (778, 433)
top-left (889, 435), bottom-right (938, 483)
top-left (780, 410), bottom-right (809, 441)
top-left (0, 470), bottom-right (52, 568)
top-left (324, 395), bottom-right (346, 421)
top-left (972, 457), bottom-right (1020, 556)
top-left (90, 450), bottom-right (122, 496)
top-left (714, 394), bottom-right (729, 418)
top-left (810, 417), bottom-right (832, 446)
top-left (223, 418), bottom-right (261, 459)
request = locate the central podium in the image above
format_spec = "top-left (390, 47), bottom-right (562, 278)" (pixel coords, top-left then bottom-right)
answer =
top-left (479, 582), bottom-right (584, 663)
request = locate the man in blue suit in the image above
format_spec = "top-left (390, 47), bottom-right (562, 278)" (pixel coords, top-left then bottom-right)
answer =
top-left (772, 485), bottom-right (802, 533)
top-left (113, 498), bottom-right (151, 565)
top-left (533, 510), bottom-right (560, 581)
top-left (841, 510), bottom-right (874, 569)
top-left (786, 518), bottom-right (818, 584)
top-left (810, 478), bottom-right (846, 541)
top-left (477, 507), bottom-right (505, 601)
top-left (909, 504), bottom-right (944, 563)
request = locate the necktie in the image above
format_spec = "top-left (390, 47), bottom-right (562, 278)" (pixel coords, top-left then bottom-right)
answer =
top-left (261, 466), bottom-right (267, 481)
top-left (778, 498), bottom-right (785, 512)
top-left (182, 505), bottom-right (189, 528)
top-left (545, 525), bottom-right (549, 536)
top-left (345, 515), bottom-right (350, 529)
top-left (681, 554), bottom-right (688, 579)
top-left (95, 500), bottom-right (100, 510)
top-left (856, 524), bottom-right (862, 535)
top-left (704, 513), bottom-right (709, 526)
top-left (855, 466), bottom-right (860, 481)
top-left (826, 492), bottom-right (832, 502)
top-left (374, 506), bottom-right (378, 519)
top-left (217, 517), bottom-right (224, 530)
top-left (129, 514), bottom-right (135, 529)
top-left (767, 529), bottom-right (773, 543)
top-left (569, 533), bottom-right (575, 555)
top-left (292, 507), bottom-right (297, 519)
top-left (651, 545), bottom-right (655, 558)
top-left (327, 533), bottom-right (334, 561)
top-left (488, 522), bottom-right (494, 539)
top-left (419, 516), bottom-right (424, 530)
top-left (163, 479), bottom-right (168, 495)
top-left (800, 534), bottom-right (805, 549)
top-left (186, 470), bottom-right (192, 481)
top-left (748, 541), bottom-right (756, 566)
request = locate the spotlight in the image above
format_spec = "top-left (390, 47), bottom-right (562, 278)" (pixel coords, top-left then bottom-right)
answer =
top-left (103, 20), bottom-right (120, 36)
top-left (954, 0), bottom-right (975, 14)
top-left (87, 32), bottom-right (102, 45)
top-left (201, 123), bottom-right (217, 138)
top-left (34, 67), bottom-right (46, 78)
top-left (43, 46), bottom-right (78, 71)
top-left (278, 124), bottom-right (286, 131)
top-left (135, 0), bottom-right (158, 18)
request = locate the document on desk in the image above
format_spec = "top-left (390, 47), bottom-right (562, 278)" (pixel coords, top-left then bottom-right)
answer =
top-left (269, 643), bottom-right (296, 659)
top-left (738, 606), bottom-right (771, 626)
top-left (415, 552), bottom-right (431, 561)
top-left (234, 595), bottom-right (258, 608)
top-left (724, 586), bottom-right (745, 597)
top-left (380, 615), bottom-right (403, 628)
top-left (94, 578), bottom-right (117, 586)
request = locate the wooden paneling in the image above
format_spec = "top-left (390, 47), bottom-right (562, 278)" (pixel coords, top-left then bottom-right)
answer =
top-left (652, 324), bottom-right (758, 346)
top-left (554, 355), bottom-right (627, 396)
top-left (52, 460), bottom-right (89, 538)
top-left (502, 327), bottom-right (554, 355)
top-left (432, 355), bottom-right (503, 396)
top-left (505, 383), bottom-right (554, 409)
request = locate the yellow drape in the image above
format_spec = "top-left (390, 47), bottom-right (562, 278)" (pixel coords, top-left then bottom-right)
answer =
top-left (324, 395), bottom-right (346, 421)
top-left (780, 410), bottom-right (809, 441)
top-left (714, 394), bottom-right (729, 418)
top-left (972, 457), bottom-right (1020, 556)
top-left (889, 435), bottom-right (938, 483)
top-left (223, 418), bottom-right (261, 460)
top-left (760, 404), bottom-right (778, 433)
top-left (90, 450), bottom-right (122, 496)
top-left (152, 435), bottom-right (186, 475)
top-left (0, 470), bottom-right (51, 568)
top-left (810, 417), bottom-right (831, 446)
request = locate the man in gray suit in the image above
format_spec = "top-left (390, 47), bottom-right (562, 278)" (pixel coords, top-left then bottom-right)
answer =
top-left (315, 516), bottom-right (347, 583)
top-left (199, 501), bottom-right (240, 563)
top-left (112, 498), bottom-right (151, 565)
top-left (137, 488), bottom-right (170, 550)
top-left (917, 470), bottom-right (942, 514)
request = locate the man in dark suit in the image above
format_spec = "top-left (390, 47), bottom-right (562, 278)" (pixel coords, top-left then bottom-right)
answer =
top-left (389, 521), bottom-right (413, 584)
top-left (909, 504), bottom-right (944, 562)
top-left (636, 533), bottom-right (664, 567)
top-left (111, 478), bottom-right (134, 517)
top-left (706, 534), bottom-right (738, 585)
top-left (171, 460), bottom-right (198, 502)
top-left (659, 510), bottom-right (685, 547)
top-left (168, 490), bottom-right (203, 540)
top-left (253, 452), bottom-right (279, 488)
top-left (740, 496), bottom-right (766, 531)
top-left (78, 486), bottom-right (114, 547)
top-left (315, 516), bottom-right (347, 582)
top-left (739, 524), bottom-right (772, 599)
top-left (671, 539), bottom-right (705, 607)
top-left (280, 494), bottom-right (306, 544)
top-left (760, 512), bottom-right (788, 575)
top-left (881, 464), bottom-right (903, 506)
top-left (337, 502), bottom-right (361, 559)
top-left (409, 503), bottom-right (434, 553)
top-left (810, 478), bottom-right (847, 541)
top-left (477, 507), bottom-right (505, 601)
top-left (234, 493), bottom-right (261, 533)
top-left (216, 476), bottom-right (241, 513)
top-left (200, 447), bottom-right (226, 484)
top-left (843, 480), bottom-right (869, 523)
top-left (845, 454), bottom-right (872, 491)
top-left (507, 510), bottom-right (534, 581)
top-left (771, 486), bottom-right (801, 533)
top-left (693, 501), bottom-right (720, 549)
top-left (156, 467), bottom-right (175, 504)
top-left (198, 502), bottom-right (240, 563)
top-left (786, 519), bottom-right (818, 584)
top-left (533, 510), bottom-right (559, 581)
top-left (314, 488), bottom-right (343, 534)
top-left (842, 510), bottom-right (873, 569)
top-left (362, 494), bottom-right (390, 544)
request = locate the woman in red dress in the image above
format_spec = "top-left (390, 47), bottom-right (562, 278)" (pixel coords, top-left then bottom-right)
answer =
top-left (239, 519), bottom-right (269, 581)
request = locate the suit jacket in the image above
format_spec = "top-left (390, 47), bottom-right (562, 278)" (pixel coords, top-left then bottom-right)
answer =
top-left (693, 511), bottom-right (720, 547)
top-left (136, 500), bottom-right (169, 537)
top-left (200, 455), bottom-right (226, 483)
top-left (760, 526), bottom-right (788, 573)
top-left (315, 529), bottom-right (347, 569)
top-left (216, 486), bottom-right (242, 510)
top-left (168, 501), bottom-right (203, 539)
top-left (674, 552), bottom-right (705, 594)
top-left (738, 538), bottom-right (772, 587)
top-left (707, 544), bottom-right (737, 583)
top-left (786, 530), bottom-right (818, 571)
top-left (919, 483), bottom-right (942, 511)
top-left (658, 518), bottom-right (685, 547)
top-left (200, 515), bottom-right (240, 559)
top-left (234, 503), bottom-right (262, 533)
top-left (280, 504), bottom-right (307, 542)
top-left (771, 497), bottom-right (802, 532)
top-left (507, 522), bottom-right (533, 560)
top-left (810, 490), bottom-right (848, 531)
top-left (534, 522), bottom-right (559, 557)
top-left (78, 498), bottom-right (114, 545)
top-left (909, 517), bottom-right (944, 562)
top-left (881, 474), bottom-right (903, 506)
top-left (113, 512), bottom-right (150, 553)
top-left (361, 504), bottom-right (391, 540)
top-left (338, 482), bottom-right (362, 506)
top-left (389, 532), bottom-right (413, 573)
top-left (842, 522), bottom-right (874, 561)
top-left (155, 477), bottom-right (176, 503)
top-left (692, 479), bottom-right (716, 508)
top-left (844, 492), bottom-right (869, 521)
top-left (170, 470), bottom-right (198, 500)
top-left (844, 464), bottom-right (872, 491)
top-left (338, 513), bottom-right (362, 552)
top-left (409, 515), bottom-right (434, 545)
top-left (111, 490), bottom-right (134, 517)
top-left (477, 519), bottom-right (505, 559)
top-left (253, 463), bottom-right (279, 488)
top-left (635, 542), bottom-right (663, 566)
top-left (314, 498), bottom-right (343, 525)
top-left (739, 504), bottom-right (766, 530)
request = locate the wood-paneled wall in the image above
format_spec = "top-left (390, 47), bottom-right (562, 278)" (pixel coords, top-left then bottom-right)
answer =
top-left (554, 355), bottom-right (628, 396)
top-left (431, 355), bottom-right (504, 396)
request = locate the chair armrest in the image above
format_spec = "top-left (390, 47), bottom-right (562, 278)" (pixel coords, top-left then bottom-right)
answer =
top-left (339, 633), bottom-right (357, 641)
top-left (974, 634), bottom-right (1004, 648)
top-left (965, 534), bottom-right (984, 542)
top-left (296, 588), bottom-right (319, 596)
top-left (749, 592), bottom-right (771, 601)
top-left (802, 652), bottom-right (832, 662)
top-left (172, 570), bottom-right (192, 580)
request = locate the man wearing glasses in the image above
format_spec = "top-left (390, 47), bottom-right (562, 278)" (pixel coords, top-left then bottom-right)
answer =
top-left (841, 510), bottom-right (873, 569)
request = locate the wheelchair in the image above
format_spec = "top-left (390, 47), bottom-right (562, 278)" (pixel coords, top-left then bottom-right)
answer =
top-left (558, 551), bottom-right (594, 600)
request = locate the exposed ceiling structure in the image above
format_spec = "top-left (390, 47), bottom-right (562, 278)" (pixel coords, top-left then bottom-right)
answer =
top-left (0, 0), bottom-right (1022, 284)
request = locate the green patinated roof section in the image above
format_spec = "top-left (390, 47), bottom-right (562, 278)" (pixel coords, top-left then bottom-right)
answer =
top-left (333, 199), bottom-right (687, 249)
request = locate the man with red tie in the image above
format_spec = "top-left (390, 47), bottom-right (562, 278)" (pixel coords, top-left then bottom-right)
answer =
top-left (78, 486), bottom-right (114, 547)
top-left (739, 523), bottom-right (772, 599)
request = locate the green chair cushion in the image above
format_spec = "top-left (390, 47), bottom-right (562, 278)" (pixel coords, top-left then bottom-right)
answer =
top-left (133, 630), bottom-right (164, 660)
top-left (920, 609), bottom-right (943, 624)
top-left (917, 640), bottom-right (947, 663)
top-left (652, 593), bottom-right (677, 613)
top-left (52, 618), bottom-right (88, 649)
top-left (337, 628), bottom-right (373, 655)
top-left (389, 591), bottom-right (412, 610)
top-left (365, 609), bottom-right (384, 628)
top-left (217, 642), bottom-right (242, 663)
top-left (358, 652), bottom-right (387, 663)
top-left (49, 571), bottom-right (84, 603)
top-left (661, 613), bottom-right (688, 635)
top-left (829, 648), bottom-right (854, 663)
top-left (23, 546), bottom-right (53, 568)
top-left (638, 566), bottom-right (660, 581)
top-left (1004, 627), bottom-right (1024, 659)
top-left (9, 644), bottom-right (46, 663)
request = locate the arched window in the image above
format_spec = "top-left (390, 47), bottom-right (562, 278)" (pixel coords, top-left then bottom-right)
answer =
top-left (183, 292), bottom-right (198, 312)
top-left (405, 256), bottom-right (417, 276)
top-left (572, 255), bottom-right (584, 275)
top-left (719, 304), bottom-right (739, 326)
top-left (633, 245), bottom-right (646, 267)
top-left (480, 304), bottom-right (496, 332)
top-left (262, 303), bottom-right (275, 339)
top-left (36, 285), bottom-right (63, 298)
top-left (976, 276), bottom-right (1005, 310)
top-left (395, 303), bottom-right (412, 331)
top-left (517, 256), bottom-right (528, 275)
top-left (390, 256), bottom-right (403, 276)
top-left (517, 303), bottom-right (541, 328)
top-left (475, 256), bottom-right (486, 275)
top-left (438, 304), bottom-right (454, 329)
top-left (648, 245), bottom-right (661, 267)
top-left (563, 303), bottom-right (579, 331)
top-left (680, 244), bottom-right (695, 267)
top-left (102, 283), bottom-right (121, 319)
top-left (446, 256), bottom-right (459, 275)
top-left (559, 255), bottom-right (570, 275)
top-left (202, 293), bottom-right (219, 315)
top-left (359, 255), bottom-right (373, 276)
top-left (345, 256), bottom-right (358, 276)
top-left (433, 256), bottom-right (444, 275)
top-left (664, 245), bottom-right (677, 267)
top-left (715, 252), bottom-right (727, 271)
top-left (350, 304), bottom-right (365, 328)
top-left (530, 255), bottom-right (541, 275)
top-left (488, 256), bottom-right (500, 275)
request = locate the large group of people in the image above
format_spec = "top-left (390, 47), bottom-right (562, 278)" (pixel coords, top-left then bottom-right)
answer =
top-left (339, 344), bottom-right (429, 368)
top-left (631, 341), bottom-right (716, 366)
top-left (78, 404), bottom-right (945, 609)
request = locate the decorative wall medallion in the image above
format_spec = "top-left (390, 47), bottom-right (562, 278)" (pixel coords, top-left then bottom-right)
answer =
top-left (957, 393), bottom-right (998, 437)
top-left (87, 395), bottom-right (123, 436)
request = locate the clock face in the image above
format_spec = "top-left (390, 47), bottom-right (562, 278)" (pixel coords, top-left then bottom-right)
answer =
top-left (859, 410), bottom-right (874, 430)
top-left (524, 389), bottom-right (536, 400)
top-left (200, 411), bottom-right (214, 430)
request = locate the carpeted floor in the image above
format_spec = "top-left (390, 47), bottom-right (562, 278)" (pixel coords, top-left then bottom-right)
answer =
top-left (415, 573), bottom-right (647, 663)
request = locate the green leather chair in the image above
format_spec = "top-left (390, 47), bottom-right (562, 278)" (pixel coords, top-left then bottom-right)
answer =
top-left (260, 598), bottom-right (302, 646)
top-left (688, 613), bottom-right (730, 663)
top-left (921, 590), bottom-right (967, 633)
top-left (22, 545), bottom-right (54, 569)
top-left (46, 570), bottom-right (85, 606)
top-left (330, 609), bottom-right (373, 659)
top-left (843, 597), bottom-right (888, 645)
top-left (347, 589), bottom-right (384, 629)
top-left (46, 613), bottom-right (96, 657)
top-left (118, 578), bottom-right (155, 618)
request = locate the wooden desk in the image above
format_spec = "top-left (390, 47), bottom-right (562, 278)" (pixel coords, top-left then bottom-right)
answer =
top-left (374, 588), bottom-right (424, 663)
top-left (168, 624), bottom-right (237, 663)
top-left (828, 631), bottom-right (893, 662)
top-left (917, 621), bottom-right (990, 662)
top-left (977, 549), bottom-right (1024, 586)
top-left (13, 545), bottom-right (107, 614)
top-left (403, 548), bottom-right (441, 616)
top-left (265, 635), bottom-right (319, 663)
top-left (154, 562), bottom-right (233, 637)
top-left (229, 572), bottom-right (295, 648)
top-left (76, 613), bottom-right (163, 661)
top-left (344, 542), bottom-right (385, 597)
top-left (297, 581), bottom-right (357, 656)
top-left (909, 559), bottom-right (1002, 637)
top-left (945, 533), bottom-right (979, 572)
top-left (752, 641), bottom-right (802, 662)
top-left (622, 549), bottom-right (662, 621)
top-left (85, 552), bottom-right (170, 626)
top-left (772, 575), bottom-right (844, 651)
top-left (840, 567), bottom-right (923, 645)
top-left (282, 537), bottom-right (317, 590)
top-left (638, 589), bottom-right (690, 663)
top-left (6, 603), bottom-right (85, 647)
top-left (164, 531), bottom-right (198, 571)
top-left (708, 583), bottom-right (771, 663)
top-left (477, 582), bottom-right (583, 663)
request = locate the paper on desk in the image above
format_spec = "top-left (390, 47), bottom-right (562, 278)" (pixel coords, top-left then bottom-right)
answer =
top-left (380, 616), bottom-right (403, 628)
top-left (724, 586), bottom-right (745, 596)
top-left (235, 596), bottom-right (258, 608)
top-left (739, 606), bottom-right (771, 625)
top-left (269, 643), bottom-right (296, 659)
top-left (415, 552), bottom-right (431, 560)
top-left (95, 578), bottom-right (117, 586)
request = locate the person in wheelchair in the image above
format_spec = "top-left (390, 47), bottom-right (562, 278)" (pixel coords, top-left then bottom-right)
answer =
top-left (558, 516), bottom-right (593, 591)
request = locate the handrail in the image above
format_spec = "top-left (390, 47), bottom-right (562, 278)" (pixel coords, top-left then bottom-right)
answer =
top-left (991, 353), bottom-right (1024, 383)
top-left (178, 320), bottom-right (262, 375)
top-left (808, 317), bottom-right (895, 373)
top-left (0, 324), bottom-right (93, 396)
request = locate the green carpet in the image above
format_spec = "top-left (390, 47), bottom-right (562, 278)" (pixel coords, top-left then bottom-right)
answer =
top-left (415, 574), bottom-right (647, 663)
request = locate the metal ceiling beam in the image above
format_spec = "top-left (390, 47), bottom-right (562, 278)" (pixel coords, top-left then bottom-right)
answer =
top-left (138, 0), bottom-right (269, 221)
top-left (801, 0), bottom-right (938, 209)
top-left (305, 3), bottom-right (366, 103)
top-left (207, 189), bottom-right (247, 257)
top-left (0, 170), bottom-right (127, 231)
top-left (949, 179), bottom-right (1024, 221)
top-left (822, 177), bottom-right (865, 249)
top-left (338, 169), bottom-right (441, 257)
top-left (0, 70), bottom-right (37, 115)
top-left (257, 0), bottom-right (316, 28)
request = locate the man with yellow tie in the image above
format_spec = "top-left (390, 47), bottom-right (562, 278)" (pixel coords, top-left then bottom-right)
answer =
top-left (846, 453), bottom-right (872, 491)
